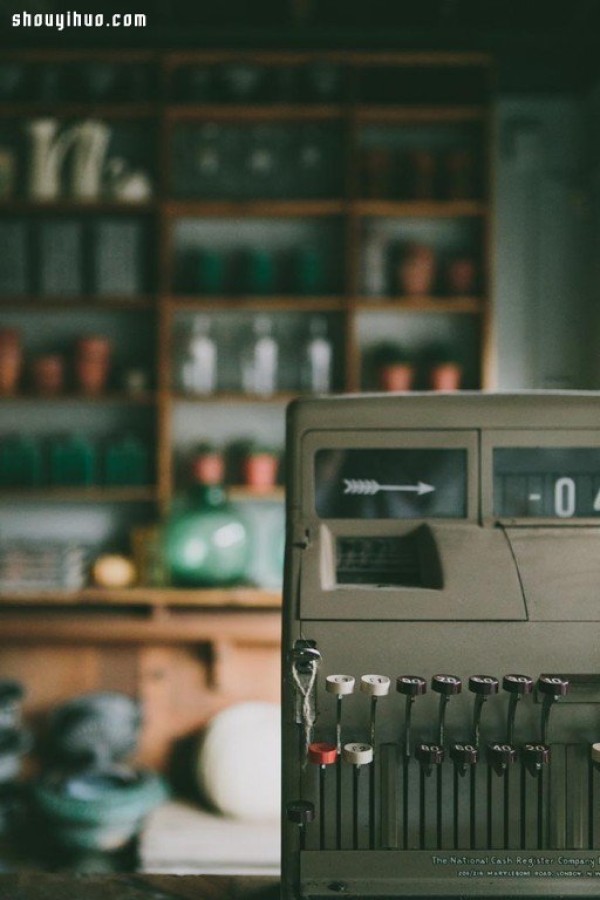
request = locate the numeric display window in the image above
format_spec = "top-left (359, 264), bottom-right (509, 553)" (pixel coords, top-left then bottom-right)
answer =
top-left (493, 448), bottom-right (600, 519)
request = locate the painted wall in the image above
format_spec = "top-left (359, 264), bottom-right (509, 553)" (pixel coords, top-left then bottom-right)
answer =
top-left (493, 95), bottom-right (594, 390)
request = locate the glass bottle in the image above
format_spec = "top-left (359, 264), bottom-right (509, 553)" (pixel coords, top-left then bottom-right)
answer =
top-left (242, 315), bottom-right (278, 397)
top-left (162, 452), bottom-right (249, 588)
top-left (180, 316), bottom-right (217, 396)
top-left (302, 316), bottom-right (333, 394)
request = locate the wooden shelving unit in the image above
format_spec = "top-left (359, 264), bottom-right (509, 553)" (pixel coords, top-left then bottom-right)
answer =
top-left (0, 47), bottom-right (494, 608)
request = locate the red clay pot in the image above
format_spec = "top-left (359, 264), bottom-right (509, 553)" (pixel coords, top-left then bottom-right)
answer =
top-left (32, 354), bottom-right (65, 395)
top-left (379, 363), bottom-right (415, 392)
top-left (243, 453), bottom-right (279, 492)
top-left (429, 362), bottom-right (462, 392)
top-left (398, 244), bottom-right (436, 296)
top-left (0, 346), bottom-right (22, 395)
top-left (75, 357), bottom-right (111, 395)
top-left (446, 257), bottom-right (477, 295)
top-left (191, 452), bottom-right (224, 486)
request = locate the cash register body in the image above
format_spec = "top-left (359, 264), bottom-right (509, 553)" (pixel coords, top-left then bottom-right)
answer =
top-left (282, 392), bottom-right (600, 898)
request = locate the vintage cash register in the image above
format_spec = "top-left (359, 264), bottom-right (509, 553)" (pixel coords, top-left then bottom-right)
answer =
top-left (282, 392), bottom-right (600, 897)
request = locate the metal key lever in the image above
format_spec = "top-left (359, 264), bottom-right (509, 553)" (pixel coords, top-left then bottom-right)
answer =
top-left (450, 742), bottom-right (478, 850)
top-left (287, 799), bottom-right (315, 851)
top-left (308, 742), bottom-right (337, 850)
top-left (538, 675), bottom-right (569, 743)
top-left (396, 676), bottom-right (427, 849)
top-left (590, 744), bottom-right (600, 849)
top-left (360, 674), bottom-right (390, 850)
top-left (520, 742), bottom-right (551, 850)
top-left (326, 674), bottom-right (355, 850)
top-left (469, 675), bottom-right (499, 749)
top-left (342, 742), bottom-right (373, 850)
top-left (432, 675), bottom-right (462, 746)
top-left (487, 742), bottom-right (518, 849)
top-left (415, 742), bottom-right (445, 849)
top-left (503, 674), bottom-right (533, 744)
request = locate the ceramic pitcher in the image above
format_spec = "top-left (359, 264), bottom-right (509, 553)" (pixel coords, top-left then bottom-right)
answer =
top-left (25, 118), bottom-right (77, 201)
top-left (69, 119), bottom-right (111, 201)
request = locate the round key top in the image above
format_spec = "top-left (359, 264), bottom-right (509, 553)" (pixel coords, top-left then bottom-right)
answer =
top-left (287, 799), bottom-right (315, 824)
top-left (488, 741), bottom-right (517, 774)
top-left (326, 674), bottom-right (355, 695)
top-left (432, 674), bottom-right (462, 695)
top-left (522, 742), bottom-right (551, 773)
top-left (450, 742), bottom-right (479, 767)
top-left (342, 742), bottom-right (373, 766)
top-left (469, 675), bottom-right (499, 696)
top-left (308, 742), bottom-right (337, 766)
top-left (396, 675), bottom-right (427, 696)
top-left (360, 674), bottom-right (391, 697)
top-left (591, 743), bottom-right (600, 766)
top-left (538, 675), bottom-right (569, 697)
top-left (415, 743), bottom-right (445, 765)
top-left (503, 674), bottom-right (533, 694)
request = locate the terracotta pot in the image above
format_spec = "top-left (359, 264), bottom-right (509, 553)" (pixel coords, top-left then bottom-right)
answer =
top-left (379, 363), bottom-right (414, 392)
top-left (446, 257), bottom-right (477, 295)
top-left (0, 328), bottom-right (20, 350)
top-left (243, 453), bottom-right (278, 492)
top-left (32, 354), bottom-right (64, 395)
top-left (75, 357), bottom-right (110, 395)
top-left (398, 244), bottom-right (436, 296)
top-left (430, 362), bottom-right (462, 392)
top-left (0, 345), bottom-right (22, 395)
top-left (76, 335), bottom-right (112, 360)
top-left (191, 452), bottom-right (224, 486)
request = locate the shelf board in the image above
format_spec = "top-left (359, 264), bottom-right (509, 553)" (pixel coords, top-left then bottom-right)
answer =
top-left (351, 200), bottom-right (486, 218)
top-left (354, 104), bottom-right (487, 123)
top-left (355, 296), bottom-right (483, 313)
top-left (0, 295), bottom-right (155, 310)
top-left (0, 200), bottom-right (157, 214)
top-left (0, 392), bottom-right (156, 405)
top-left (171, 392), bottom-right (297, 404)
top-left (163, 199), bottom-right (344, 218)
top-left (167, 295), bottom-right (344, 312)
top-left (0, 103), bottom-right (159, 119)
top-left (0, 607), bottom-right (281, 645)
top-left (166, 104), bottom-right (343, 122)
top-left (0, 487), bottom-right (157, 502)
top-left (0, 586), bottom-right (281, 609)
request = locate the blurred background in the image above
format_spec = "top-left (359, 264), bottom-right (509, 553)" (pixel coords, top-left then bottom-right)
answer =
top-left (0, 0), bottom-right (598, 878)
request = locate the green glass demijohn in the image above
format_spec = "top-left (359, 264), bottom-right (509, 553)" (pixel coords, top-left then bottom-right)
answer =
top-left (163, 451), bottom-right (249, 587)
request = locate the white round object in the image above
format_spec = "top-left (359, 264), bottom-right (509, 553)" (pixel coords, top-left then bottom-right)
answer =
top-left (196, 702), bottom-right (280, 821)
top-left (360, 674), bottom-right (390, 697)
top-left (92, 554), bottom-right (137, 589)
top-left (592, 743), bottom-right (600, 765)
top-left (342, 742), bottom-right (373, 766)
top-left (326, 674), bottom-right (355, 695)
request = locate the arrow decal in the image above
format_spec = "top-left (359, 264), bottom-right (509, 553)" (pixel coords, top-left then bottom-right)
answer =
top-left (343, 479), bottom-right (435, 497)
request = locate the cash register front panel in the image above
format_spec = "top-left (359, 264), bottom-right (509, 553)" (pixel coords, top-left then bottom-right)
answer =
top-left (282, 394), bottom-right (600, 898)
